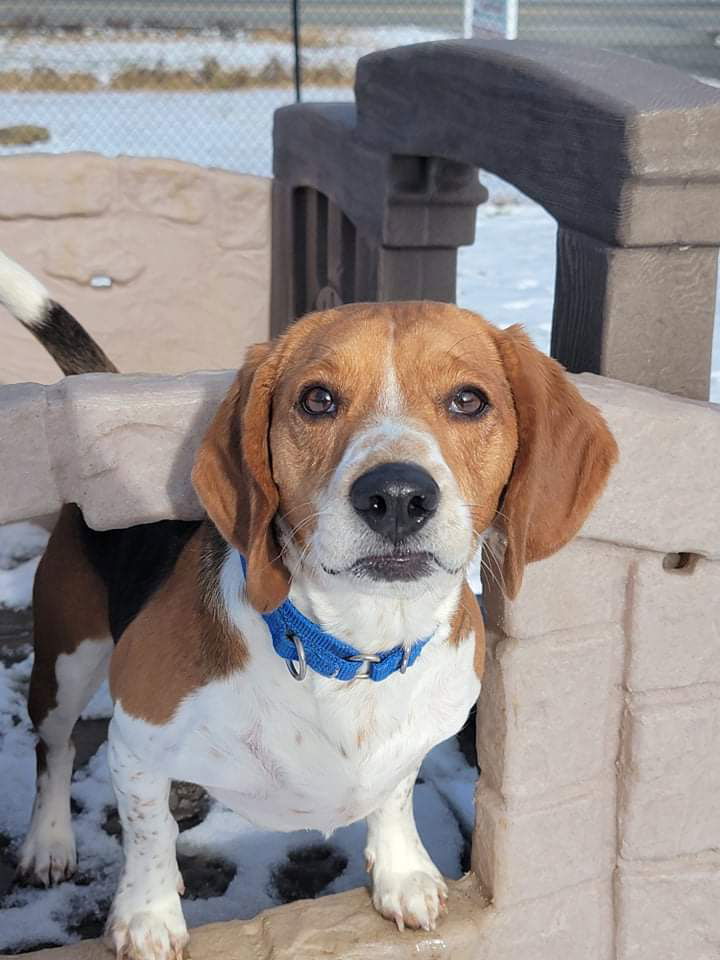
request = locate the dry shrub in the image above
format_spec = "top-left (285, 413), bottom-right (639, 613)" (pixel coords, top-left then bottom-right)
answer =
top-left (248, 27), bottom-right (352, 49)
top-left (0, 58), bottom-right (352, 93)
top-left (0, 68), bottom-right (97, 91)
top-left (110, 66), bottom-right (202, 90)
top-left (0, 124), bottom-right (50, 145)
top-left (303, 64), bottom-right (354, 86)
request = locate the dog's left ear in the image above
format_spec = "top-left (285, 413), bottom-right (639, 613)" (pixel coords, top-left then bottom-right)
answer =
top-left (493, 325), bottom-right (618, 599)
top-left (192, 341), bottom-right (290, 613)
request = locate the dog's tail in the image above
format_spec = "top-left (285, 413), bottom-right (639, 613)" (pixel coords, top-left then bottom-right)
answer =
top-left (0, 250), bottom-right (118, 375)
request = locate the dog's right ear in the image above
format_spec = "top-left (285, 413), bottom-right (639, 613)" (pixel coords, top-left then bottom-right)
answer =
top-left (192, 342), bottom-right (290, 613)
top-left (492, 325), bottom-right (618, 599)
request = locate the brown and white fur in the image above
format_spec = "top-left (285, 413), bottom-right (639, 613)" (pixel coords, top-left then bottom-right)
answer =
top-left (1, 250), bottom-right (617, 959)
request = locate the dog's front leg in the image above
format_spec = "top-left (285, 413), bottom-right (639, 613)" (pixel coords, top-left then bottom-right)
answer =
top-left (105, 722), bottom-right (187, 960)
top-left (365, 770), bottom-right (448, 932)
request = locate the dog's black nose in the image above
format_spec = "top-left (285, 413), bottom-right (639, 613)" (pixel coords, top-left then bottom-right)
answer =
top-left (350, 462), bottom-right (439, 543)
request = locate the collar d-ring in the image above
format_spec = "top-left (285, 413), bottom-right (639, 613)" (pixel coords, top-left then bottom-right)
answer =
top-left (285, 631), bottom-right (307, 681)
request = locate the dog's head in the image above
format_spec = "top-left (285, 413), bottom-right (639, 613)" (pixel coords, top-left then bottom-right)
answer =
top-left (192, 302), bottom-right (617, 613)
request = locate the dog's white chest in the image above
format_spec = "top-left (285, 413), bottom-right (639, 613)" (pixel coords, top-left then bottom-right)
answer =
top-left (111, 553), bottom-right (481, 834)
top-left (115, 626), bottom-right (479, 834)
top-left (197, 682), bottom-right (438, 831)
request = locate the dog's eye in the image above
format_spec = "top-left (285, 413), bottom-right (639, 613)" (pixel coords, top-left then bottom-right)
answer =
top-left (449, 387), bottom-right (488, 418)
top-left (300, 385), bottom-right (337, 416)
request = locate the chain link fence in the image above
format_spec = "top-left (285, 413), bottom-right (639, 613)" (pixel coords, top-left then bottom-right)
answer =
top-left (0, 2), bottom-right (462, 176)
top-left (0, 1), bottom-right (717, 176)
top-left (518, 1), bottom-right (720, 81)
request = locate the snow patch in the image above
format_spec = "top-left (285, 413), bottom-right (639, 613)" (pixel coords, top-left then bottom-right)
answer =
top-left (0, 557), bottom-right (41, 611)
top-left (0, 523), bottom-right (48, 610)
top-left (0, 522), bottom-right (48, 571)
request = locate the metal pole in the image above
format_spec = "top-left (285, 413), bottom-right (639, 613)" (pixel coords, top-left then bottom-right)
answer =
top-left (463, 0), bottom-right (474, 38)
top-left (292, 0), bottom-right (301, 102)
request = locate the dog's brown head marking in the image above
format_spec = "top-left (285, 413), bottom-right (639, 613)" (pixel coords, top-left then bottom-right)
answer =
top-left (193, 302), bottom-right (617, 610)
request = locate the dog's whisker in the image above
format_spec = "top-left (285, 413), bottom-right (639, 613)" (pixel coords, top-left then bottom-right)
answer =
top-left (273, 508), bottom-right (341, 568)
top-left (479, 542), bottom-right (506, 595)
top-left (479, 559), bottom-right (503, 596)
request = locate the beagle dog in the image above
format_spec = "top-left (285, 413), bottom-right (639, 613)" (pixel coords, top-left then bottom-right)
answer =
top-left (0, 250), bottom-right (617, 959)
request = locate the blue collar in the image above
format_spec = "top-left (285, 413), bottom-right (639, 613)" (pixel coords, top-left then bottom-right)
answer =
top-left (239, 556), bottom-right (434, 682)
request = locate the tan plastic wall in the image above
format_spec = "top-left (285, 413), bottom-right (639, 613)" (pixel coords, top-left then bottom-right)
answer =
top-left (0, 154), bottom-right (271, 385)
top-left (1, 370), bottom-right (718, 959)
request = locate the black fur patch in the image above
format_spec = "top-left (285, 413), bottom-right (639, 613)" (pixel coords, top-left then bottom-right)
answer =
top-left (79, 514), bottom-right (202, 641)
top-left (30, 302), bottom-right (118, 375)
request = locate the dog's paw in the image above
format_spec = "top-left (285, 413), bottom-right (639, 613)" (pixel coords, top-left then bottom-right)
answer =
top-left (17, 823), bottom-right (77, 887)
top-left (106, 893), bottom-right (188, 960)
top-left (370, 865), bottom-right (448, 932)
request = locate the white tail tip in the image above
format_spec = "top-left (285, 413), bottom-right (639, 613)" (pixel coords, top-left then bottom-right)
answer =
top-left (0, 250), bottom-right (50, 328)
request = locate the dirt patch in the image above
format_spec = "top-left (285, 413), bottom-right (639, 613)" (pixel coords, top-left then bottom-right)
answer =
top-left (170, 781), bottom-right (212, 832)
top-left (178, 852), bottom-right (235, 900)
top-left (0, 835), bottom-right (15, 899)
top-left (0, 608), bottom-right (32, 664)
top-left (73, 717), bottom-right (109, 769)
top-left (269, 842), bottom-right (349, 903)
top-left (103, 781), bottom-right (211, 837)
top-left (67, 900), bottom-right (111, 943)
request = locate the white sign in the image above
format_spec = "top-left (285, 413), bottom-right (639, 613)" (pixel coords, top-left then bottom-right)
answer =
top-left (464, 0), bottom-right (518, 39)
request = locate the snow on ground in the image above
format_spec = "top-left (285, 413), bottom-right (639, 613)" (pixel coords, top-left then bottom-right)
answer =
top-left (459, 198), bottom-right (556, 354)
top-left (0, 558), bottom-right (41, 612)
top-left (0, 660), bottom-right (120, 952)
top-left (0, 522), bottom-right (475, 953)
top-left (0, 86), bottom-right (353, 176)
top-left (0, 524), bottom-right (48, 570)
top-left (0, 523), bottom-right (48, 611)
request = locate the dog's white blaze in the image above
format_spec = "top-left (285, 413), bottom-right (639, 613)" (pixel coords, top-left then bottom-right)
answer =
top-left (378, 339), bottom-right (403, 416)
top-left (0, 250), bottom-right (49, 327)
